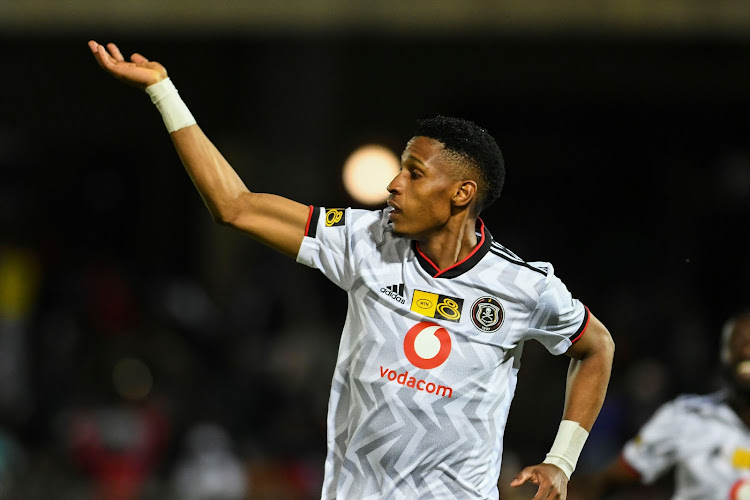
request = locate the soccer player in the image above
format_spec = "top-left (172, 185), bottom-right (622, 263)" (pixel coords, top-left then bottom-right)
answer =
top-left (570, 310), bottom-right (750, 500)
top-left (88, 40), bottom-right (615, 500)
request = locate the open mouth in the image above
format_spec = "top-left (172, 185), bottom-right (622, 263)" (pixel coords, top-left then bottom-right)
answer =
top-left (387, 200), bottom-right (402, 217)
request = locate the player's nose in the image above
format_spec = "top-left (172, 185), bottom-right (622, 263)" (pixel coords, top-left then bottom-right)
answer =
top-left (387, 173), bottom-right (402, 194)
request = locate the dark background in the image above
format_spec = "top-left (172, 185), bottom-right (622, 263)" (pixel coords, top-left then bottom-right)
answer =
top-left (1, 22), bottom-right (749, 500)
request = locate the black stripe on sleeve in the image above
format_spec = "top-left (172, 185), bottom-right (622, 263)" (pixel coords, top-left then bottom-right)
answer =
top-left (308, 207), bottom-right (321, 239)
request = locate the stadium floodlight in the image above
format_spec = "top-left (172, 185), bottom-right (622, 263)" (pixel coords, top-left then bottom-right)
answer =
top-left (342, 144), bottom-right (400, 206)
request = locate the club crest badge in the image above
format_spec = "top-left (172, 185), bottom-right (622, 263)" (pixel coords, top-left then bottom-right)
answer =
top-left (471, 297), bottom-right (504, 333)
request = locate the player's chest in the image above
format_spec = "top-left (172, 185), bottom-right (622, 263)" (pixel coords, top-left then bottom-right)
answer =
top-left (358, 264), bottom-right (527, 350)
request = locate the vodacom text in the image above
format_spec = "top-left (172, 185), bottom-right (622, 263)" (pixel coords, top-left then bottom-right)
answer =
top-left (379, 366), bottom-right (453, 398)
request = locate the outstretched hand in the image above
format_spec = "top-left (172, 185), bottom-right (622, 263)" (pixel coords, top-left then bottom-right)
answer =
top-left (511, 463), bottom-right (568, 500)
top-left (88, 40), bottom-right (167, 90)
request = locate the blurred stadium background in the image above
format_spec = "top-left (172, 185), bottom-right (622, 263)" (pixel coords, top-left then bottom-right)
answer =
top-left (1, 1), bottom-right (750, 498)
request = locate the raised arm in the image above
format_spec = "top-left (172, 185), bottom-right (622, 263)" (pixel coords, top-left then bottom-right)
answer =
top-left (88, 40), bottom-right (310, 258)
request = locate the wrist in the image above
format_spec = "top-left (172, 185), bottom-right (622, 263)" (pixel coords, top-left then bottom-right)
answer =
top-left (542, 420), bottom-right (589, 479)
top-left (145, 78), bottom-right (196, 133)
top-left (144, 76), bottom-right (168, 89)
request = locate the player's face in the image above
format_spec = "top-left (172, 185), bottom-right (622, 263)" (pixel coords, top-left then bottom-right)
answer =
top-left (386, 136), bottom-right (463, 239)
top-left (724, 315), bottom-right (750, 392)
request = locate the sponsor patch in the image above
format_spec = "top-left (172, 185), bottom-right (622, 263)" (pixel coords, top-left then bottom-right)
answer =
top-left (471, 296), bottom-right (504, 332)
top-left (403, 321), bottom-right (452, 369)
top-left (730, 478), bottom-right (750, 499)
top-left (379, 366), bottom-right (453, 398)
top-left (733, 448), bottom-right (750, 468)
top-left (410, 290), bottom-right (463, 323)
top-left (324, 208), bottom-right (345, 227)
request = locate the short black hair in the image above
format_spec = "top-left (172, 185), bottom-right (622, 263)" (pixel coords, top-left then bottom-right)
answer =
top-left (414, 116), bottom-right (505, 213)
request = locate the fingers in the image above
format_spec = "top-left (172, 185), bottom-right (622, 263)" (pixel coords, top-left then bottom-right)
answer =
top-left (96, 44), bottom-right (117, 69)
top-left (107, 42), bottom-right (125, 62)
top-left (88, 39), bottom-right (167, 87)
top-left (89, 42), bottom-right (113, 73)
top-left (511, 466), bottom-right (566, 499)
top-left (510, 468), bottom-right (536, 487)
top-left (130, 52), bottom-right (149, 64)
top-left (88, 40), bottom-right (121, 69)
top-left (88, 40), bottom-right (151, 69)
top-left (531, 484), bottom-right (556, 500)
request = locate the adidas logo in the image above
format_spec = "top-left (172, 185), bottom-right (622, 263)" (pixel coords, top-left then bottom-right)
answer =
top-left (380, 283), bottom-right (406, 304)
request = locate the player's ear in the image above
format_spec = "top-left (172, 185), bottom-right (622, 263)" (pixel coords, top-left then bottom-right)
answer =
top-left (452, 180), bottom-right (477, 209)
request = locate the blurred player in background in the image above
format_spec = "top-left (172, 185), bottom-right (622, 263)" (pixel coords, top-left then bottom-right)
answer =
top-left (88, 40), bottom-right (615, 499)
top-left (570, 310), bottom-right (750, 500)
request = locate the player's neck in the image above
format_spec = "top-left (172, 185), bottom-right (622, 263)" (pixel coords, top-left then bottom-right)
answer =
top-left (417, 216), bottom-right (478, 271)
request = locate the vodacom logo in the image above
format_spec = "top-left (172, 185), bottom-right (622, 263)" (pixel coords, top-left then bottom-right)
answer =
top-left (403, 321), bottom-right (452, 369)
top-left (731, 479), bottom-right (750, 500)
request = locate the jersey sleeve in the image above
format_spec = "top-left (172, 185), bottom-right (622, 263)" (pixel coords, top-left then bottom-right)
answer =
top-left (525, 264), bottom-right (589, 355)
top-left (295, 206), bottom-right (384, 291)
top-left (621, 400), bottom-right (683, 484)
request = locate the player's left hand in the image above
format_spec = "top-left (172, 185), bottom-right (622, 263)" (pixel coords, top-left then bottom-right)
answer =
top-left (510, 463), bottom-right (568, 499)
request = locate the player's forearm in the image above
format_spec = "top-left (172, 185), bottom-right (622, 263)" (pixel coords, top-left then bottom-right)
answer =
top-left (143, 77), bottom-right (252, 223)
top-left (538, 318), bottom-right (614, 479)
top-left (562, 336), bottom-right (614, 431)
top-left (169, 125), bottom-right (251, 224)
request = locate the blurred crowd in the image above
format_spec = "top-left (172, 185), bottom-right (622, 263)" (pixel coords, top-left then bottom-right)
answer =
top-left (0, 243), bottom-right (333, 499)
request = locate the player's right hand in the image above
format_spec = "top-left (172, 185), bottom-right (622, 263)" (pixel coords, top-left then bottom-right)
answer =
top-left (511, 462), bottom-right (568, 499)
top-left (88, 40), bottom-right (167, 90)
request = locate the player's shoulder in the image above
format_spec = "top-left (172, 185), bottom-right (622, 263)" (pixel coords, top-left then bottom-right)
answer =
top-left (487, 241), bottom-right (551, 281)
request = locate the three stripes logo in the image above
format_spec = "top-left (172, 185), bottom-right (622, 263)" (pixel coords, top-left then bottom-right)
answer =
top-left (380, 283), bottom-right (406, 304)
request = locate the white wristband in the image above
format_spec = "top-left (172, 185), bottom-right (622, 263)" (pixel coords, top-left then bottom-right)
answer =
top-left (145, 78), bottom-right (196, 133)
top-left (542, 420), bottom-right (589, 479)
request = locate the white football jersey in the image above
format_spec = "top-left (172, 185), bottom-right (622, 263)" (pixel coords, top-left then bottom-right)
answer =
top-left (623, 391), bottom-right (750, 500)
top-left (297, 207), bottom-right (589, 500)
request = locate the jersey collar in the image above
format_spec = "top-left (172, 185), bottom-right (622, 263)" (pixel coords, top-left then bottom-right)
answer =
top-left (412, 219), bottom-right (493, 279)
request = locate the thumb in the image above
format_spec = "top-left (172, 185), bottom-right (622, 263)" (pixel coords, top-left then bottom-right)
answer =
top-left (510, 468), bottom-right (536, 488)
top-left (130, 52), bottom-right (149, 64)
